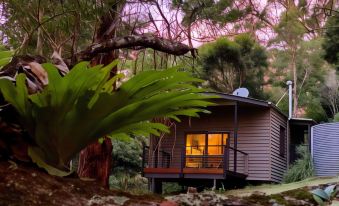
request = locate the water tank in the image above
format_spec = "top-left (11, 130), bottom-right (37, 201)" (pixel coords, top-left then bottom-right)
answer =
top-left (312, 122), bottom-right (339, 176)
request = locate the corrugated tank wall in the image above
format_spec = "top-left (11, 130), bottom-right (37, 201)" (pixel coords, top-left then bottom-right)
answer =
top-left (312, 122), bottom-right (339, 176)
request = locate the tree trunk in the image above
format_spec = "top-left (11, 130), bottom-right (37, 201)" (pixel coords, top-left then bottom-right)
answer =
top-left (292, 49), bottom-right (298, 118)
top-left (36, 8), bottom-right (43, 56)
top-left (77, 138), bottom-right (113, 187)
top-left (76, 2), bottom-right (123, 188)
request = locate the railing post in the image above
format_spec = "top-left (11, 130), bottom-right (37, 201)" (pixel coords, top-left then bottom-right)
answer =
top-left (244, 154), bottom-right (249, 175)
top-left (234, 102), bottom-right (238, 173)
top-left (223, 145), bottom-right (229, 178)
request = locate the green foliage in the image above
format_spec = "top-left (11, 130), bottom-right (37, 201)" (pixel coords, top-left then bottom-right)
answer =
top-left (268, 39), bottom-right (333, 120)
top-left (0, 49), bottom-right (14, 69)
top-left (305, 99), bottom-right (328, 122)
top-left (109, 173), bottom-right (149, 194)
top-left (163, 182), bottom-right (183, 195)
top-left (1, 0), bottom-right (112, 56)
top-left (198, 34), bottom-right (268, 99)
top-left (173, 0), bottom-right (249, 26)
top-left (272, 7), bottom-right (305, 47)
top-left (0, 61), bottom-right (214, 175)
top-left (283, 146), bottom-right (314, 183)
top-left (334, 113), bottom-right (339, 122)
top-left (323, 12), bottom-right (339, 70)
top-left (111, 138), bottom-right (144, 174)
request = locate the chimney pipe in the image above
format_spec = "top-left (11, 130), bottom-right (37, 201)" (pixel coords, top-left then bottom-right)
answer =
top-left (286, 81), bottom-right (293, 119)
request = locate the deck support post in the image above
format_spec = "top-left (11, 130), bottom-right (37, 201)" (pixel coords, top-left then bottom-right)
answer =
top-left (234, 102), bottom-right (238, 172)
top-left (180, 146), bottom-right (185, 178)
top-left (150, 178), bottom-right (162, 194)
top-left (212, 179), bottom-right (217, 190)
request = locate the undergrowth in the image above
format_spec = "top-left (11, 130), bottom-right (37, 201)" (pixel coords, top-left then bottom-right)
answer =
top-left (283, 145), bottom-right (314, 183)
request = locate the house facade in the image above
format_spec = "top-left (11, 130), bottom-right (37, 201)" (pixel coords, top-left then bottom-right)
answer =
top-left (142, 92), bottom-right (309, 193)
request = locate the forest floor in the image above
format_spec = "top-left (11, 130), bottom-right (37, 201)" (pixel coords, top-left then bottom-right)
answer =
top-left (1, 159), bottom-right (339, 206)
top-left (0, 160), bottom-right (164, 206)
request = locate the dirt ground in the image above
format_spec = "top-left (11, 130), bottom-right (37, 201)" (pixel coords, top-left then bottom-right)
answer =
top-left (0, 160), bottom-right (163, 206)
top-left (1, 159), bottom-right (338, 206)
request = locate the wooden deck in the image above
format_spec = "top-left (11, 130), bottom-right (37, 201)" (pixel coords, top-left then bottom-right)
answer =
top-left (144, 168), bottom-right (223, 174)
top-left (142, 144), bottom-right (249, 180)
top-left (143, 167), bottom-right (247, 179)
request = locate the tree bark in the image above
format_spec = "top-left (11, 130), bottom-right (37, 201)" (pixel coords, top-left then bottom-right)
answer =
top-left (292, 49), bottom-right (298, 118)
top-left (36, 7), bottom-right (43, 56)
top-left (78, 35), bottom-right (196, 61)
top-left (76, 2), bottom-right (123, 188)
top-left (77, 138), bottom-right (112, 188)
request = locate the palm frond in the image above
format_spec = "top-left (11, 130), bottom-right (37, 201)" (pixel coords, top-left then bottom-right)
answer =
top-left (0, 61), bottom-right (217, 175)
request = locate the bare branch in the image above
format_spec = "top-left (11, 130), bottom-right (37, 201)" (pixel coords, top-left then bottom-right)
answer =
top-left (78, 34), bottom-right (196, 60)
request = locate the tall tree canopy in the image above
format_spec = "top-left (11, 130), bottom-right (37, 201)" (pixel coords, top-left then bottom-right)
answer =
top-left (198, 34), bottom-right (268, 99)
top-left (323, 11), bottom-right (339, 70)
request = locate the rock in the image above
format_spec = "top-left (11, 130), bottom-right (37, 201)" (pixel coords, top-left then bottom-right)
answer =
top-left (269, 198), bottom-right (277, 204)
top-left (87, 194), bottom-right (130, 206)
top-left (252, 191), bottom-right (266, 196)
top-left (167, 191), bottom-right (236, 206)
top-left (160, 200), bottom-right (178, 206)
top-left (187, 187), bottom-right (197, 194)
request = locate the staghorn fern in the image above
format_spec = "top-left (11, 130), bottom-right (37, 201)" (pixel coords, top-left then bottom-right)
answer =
top-left (0, 60), bottom-right (215, 176)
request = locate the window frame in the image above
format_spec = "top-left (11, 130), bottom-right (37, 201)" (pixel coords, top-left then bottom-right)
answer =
top-left (279, 126), bottom-right (286, 157)
top-left (184, 131), bottom-right (230, 156)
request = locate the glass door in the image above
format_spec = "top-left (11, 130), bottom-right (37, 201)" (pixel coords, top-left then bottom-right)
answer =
top-left (185, 132), bottom-right (229, 168)
top-left (206, 133), bottom-right (228, 168)
top-left (186, 134), bottom-right (206, 168)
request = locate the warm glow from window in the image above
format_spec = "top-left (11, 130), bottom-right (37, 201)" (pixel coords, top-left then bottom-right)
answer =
top-left (186, 134), bottom-right (205, 155)
top-left (185, 133), bottom-right (228, 168)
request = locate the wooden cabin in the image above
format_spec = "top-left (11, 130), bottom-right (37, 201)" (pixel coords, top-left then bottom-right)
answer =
top-left (142, 92), bottom-right (294, 193)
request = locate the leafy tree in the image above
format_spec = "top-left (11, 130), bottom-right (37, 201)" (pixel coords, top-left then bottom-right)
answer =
top-left (273, 6), bottom-right (306, 117)
top-left (0, 61), bottom-right (214, 176)
top-left (0, 0), bottom-right (200, 187)
top-left (268, 39), bottom-right (332, 122)
top-left (323, 12), bottom-right (339, 70)
top-left (198, 34), bottom-right (268, 99)
top-left (173, 0), bottom-right (249, 25)
top-left (172, 0), bottom-right (250, 47)
top-left (111, 138), bottom-right (145, 174)
top-left (1, 0), bottom-right (107, 58)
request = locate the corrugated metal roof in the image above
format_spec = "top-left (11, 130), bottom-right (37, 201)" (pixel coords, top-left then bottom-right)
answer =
top-left (204, 92), bottom-right (287, 118)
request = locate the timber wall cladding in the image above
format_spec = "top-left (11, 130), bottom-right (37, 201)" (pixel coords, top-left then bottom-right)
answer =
top-left (160, 105), bottom-right (273, 181)
top-left (270, 109), bottom-right (288, 182)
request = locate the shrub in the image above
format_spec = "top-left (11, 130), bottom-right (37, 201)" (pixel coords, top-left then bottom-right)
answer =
top-left (109, 173), bottom-right (149, 194)
top-left (334, 113), bottom-right (339, 122)
top-left (283, 145), bottom-right (314, 183)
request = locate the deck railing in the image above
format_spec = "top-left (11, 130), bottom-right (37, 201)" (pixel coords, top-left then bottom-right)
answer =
top-left (142, 145), bottom-right (248, 177)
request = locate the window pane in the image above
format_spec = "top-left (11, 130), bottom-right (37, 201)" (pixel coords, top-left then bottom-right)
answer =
top-left (186, 134), bottom-right (205, 168)
top-left (208, 134), bottom-right (223, 155)
top-left (186, 134), bottom-right (205, 155)
top-left (185, 133), bottom-right (229, 168)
